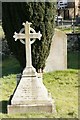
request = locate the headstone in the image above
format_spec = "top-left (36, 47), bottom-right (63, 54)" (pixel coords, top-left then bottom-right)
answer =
top-left (44, 29), bottom-right (67, 72)
top-left (7, 21), bottom-right (56, 114)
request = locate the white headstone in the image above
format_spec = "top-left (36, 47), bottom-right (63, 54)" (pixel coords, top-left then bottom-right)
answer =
top-left (44, 29), bottom-right (67, 72)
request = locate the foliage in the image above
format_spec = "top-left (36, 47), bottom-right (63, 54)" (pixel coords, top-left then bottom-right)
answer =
top-left (0, 25), bottom-right (4, 39)
top-left (68, 51), bottom-right (80, 69)
top-left (67, 35), bottom-right (79, 52)
top-left (2, 2), bottom-right (56, 71)
top-left (2, 39), bottom-right (11, 59)
top-left (2, 56), bottom-right (21, 76)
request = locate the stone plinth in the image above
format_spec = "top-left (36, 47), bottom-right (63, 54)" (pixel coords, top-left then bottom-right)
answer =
top-left (7, 67), bottom-right (56, 114)
top-left (8, 103), bottom-right (55, 114)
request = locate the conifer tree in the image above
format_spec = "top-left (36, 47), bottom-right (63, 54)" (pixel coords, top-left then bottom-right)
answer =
top-left (2, 2), bottom-right (56, 72)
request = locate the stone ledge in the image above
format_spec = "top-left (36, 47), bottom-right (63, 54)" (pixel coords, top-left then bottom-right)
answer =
top-left (7, 102), bottom-right (56, 114)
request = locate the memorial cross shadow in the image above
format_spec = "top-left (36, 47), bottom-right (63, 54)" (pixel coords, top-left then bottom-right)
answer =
top-left (0, 95), bottom-right (13, 114)
top-left (0, 100), bottom-right (8, 113)
top-left (2, 67), bottom-right (22, 77)
top-left (2, 56), bottom-right (22, 77)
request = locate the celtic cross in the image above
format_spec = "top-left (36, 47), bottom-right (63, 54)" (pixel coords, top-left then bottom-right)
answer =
top-left (13, 21), bottom-right (42, 68)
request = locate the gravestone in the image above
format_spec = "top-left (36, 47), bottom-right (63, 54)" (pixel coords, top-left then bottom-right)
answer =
top-left (7, 21), bottom-right (56, 114)
top-left (44, 29), bottom-right (67, 72)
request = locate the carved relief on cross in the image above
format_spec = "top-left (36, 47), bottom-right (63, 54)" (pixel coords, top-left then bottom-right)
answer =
top-left (13, 21), bottom-right (42, 68)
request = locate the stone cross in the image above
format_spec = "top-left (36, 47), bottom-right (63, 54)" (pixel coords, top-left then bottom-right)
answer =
top-left (13, 21), bottom-right (42, 67)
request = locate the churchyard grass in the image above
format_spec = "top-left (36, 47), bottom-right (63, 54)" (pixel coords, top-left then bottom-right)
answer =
top-left (0, 55), bottom-right (79, 118)
top-left (43, 70), bottom-right (78, 118)
top-left (56, 26), bottom-right (80, 34)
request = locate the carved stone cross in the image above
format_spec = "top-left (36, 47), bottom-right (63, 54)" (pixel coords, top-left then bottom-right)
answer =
top-left (13, 21), bottom-right (42, 68)
top-left (8, 22), bottom-right (54, 114)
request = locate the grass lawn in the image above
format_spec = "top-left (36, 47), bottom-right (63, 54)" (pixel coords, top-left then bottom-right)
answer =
top-left (0, 55), bottom-right (79, 118)
top-left (56, 26), bottom-right (80, 34)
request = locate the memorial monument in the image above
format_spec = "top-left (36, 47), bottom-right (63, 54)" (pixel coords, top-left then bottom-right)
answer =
top-left (7, 21), bottom-right (55, 114)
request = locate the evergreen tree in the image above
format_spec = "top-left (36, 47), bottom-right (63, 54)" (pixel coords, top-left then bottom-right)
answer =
top-left (2, 2), bottom-right (56, 72)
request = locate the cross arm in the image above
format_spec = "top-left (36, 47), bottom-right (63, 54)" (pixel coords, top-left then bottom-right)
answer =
top-left (30, 31), bottom-right (42, 40)
top-left (13, 32), bottom-right (26, 41)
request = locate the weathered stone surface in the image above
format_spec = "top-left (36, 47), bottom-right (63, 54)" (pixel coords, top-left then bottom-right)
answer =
top-left (8, 67), bottom-right (55, 114)
top-left (44, 29), bottom-right (67, 72)
top-left (11, 73), bottom-right (50, 105)
top-left (7, 101), bottom-right (56, 114)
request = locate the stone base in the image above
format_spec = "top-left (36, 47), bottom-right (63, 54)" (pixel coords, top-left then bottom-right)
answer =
top-left (7, 66), bottom-right (56, 114)
top-left (7, 102), bottom-right (56, 114)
